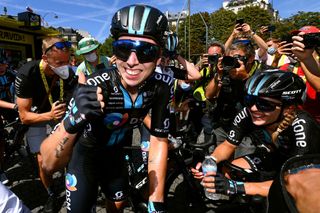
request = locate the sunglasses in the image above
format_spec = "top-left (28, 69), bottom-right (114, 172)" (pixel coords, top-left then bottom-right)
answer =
top-left (45, 41), bottom-right (72, 54)
top-left (244, 95), bottom-right (282, 112)
top-left (112, 40), bottom-right (161, 63)
top-left (233, 54), bottom-right (248, 63)
top-left (233, 39), bottom-right (252, 45)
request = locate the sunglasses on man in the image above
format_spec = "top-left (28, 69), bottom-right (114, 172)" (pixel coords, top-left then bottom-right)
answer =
top-left (45, 41), bottom-right (72, 54)
top-left (244, 95), bottom-right (282, 112)
top-left (112, 39), bottom-right (161, 63)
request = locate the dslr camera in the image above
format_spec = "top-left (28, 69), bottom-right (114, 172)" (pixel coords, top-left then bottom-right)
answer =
top-left (302, 33), bottom-right (320, 49)
top-left (207, 54), bottom-right (220, 65)
top-left (221, 56), bottom-right (241, 72)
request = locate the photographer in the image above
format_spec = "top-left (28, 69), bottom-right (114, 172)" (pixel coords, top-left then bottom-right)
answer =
top-left (283, 25), bottom-right (320, 123)
top-left (225, 19), bottom-right (268, 61)
top-left (203, 42), bottom-right (259, 156)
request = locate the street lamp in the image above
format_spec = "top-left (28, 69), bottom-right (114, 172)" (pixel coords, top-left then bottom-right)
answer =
top-left (42, 12), bottom-right (58, 27)
top-left (199, 12), bottom-right (208, 51)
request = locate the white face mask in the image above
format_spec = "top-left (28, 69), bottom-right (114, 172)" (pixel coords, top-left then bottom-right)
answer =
top-left (84, 52), bottom-right (97, 62)
top-left (267, 47), bottom-right (277, 55)
top-left (49, 65), bottom-right (69, 79)
top-left (180, 82), bottom-right (192, 91)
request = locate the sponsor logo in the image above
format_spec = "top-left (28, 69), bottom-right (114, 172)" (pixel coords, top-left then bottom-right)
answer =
top-left (103, 113), bottom-right (129, 129)
top-left (292, 118), bottom-right (307, 147)
top-left (65, 173), bottom-right (77, 191)
top-left (86, 72), bottom-right (110, 86)
top-left (282, 89), bottom-right (302, 95)
top-left (232, 109), bottom-right (248, 126)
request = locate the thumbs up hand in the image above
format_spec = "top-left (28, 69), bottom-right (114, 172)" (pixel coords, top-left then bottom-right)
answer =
top-left (63, 71), bottom-right (105, 134)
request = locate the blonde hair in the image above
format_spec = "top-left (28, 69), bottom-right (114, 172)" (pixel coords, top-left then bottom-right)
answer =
top-left (42, 37), bottom-right (66, 54)
top-left (271, 110), bottom-right (297, 143)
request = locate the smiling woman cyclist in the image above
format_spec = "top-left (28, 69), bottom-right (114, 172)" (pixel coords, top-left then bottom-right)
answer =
top-left (191, 69), bottom-right (320, 197)
top-left (40, 4), bottom-right (172, 213)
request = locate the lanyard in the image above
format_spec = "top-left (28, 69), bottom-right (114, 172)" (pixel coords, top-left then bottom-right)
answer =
top-left (39, 60), bottom-right (64, 106)
top-left (85, 55), bottom-right (100, 75)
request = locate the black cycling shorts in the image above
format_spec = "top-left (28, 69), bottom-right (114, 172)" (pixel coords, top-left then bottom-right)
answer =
top-left (65, 142), bottom-right (129, 213)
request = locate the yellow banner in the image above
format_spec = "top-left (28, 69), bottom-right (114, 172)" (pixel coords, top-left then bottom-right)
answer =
top-left (0, 29), bottom-right (33, 44)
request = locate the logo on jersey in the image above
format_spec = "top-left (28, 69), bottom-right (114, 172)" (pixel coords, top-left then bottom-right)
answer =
top-left (65, 173), bottom-right (77, 191)
top-left (103, 112), bottom-right (129, 129)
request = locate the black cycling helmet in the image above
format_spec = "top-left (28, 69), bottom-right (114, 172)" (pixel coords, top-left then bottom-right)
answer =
top-left (110, 4), bottom-right (168, 45)
top-left (245, 69), bottom-right (306, 104)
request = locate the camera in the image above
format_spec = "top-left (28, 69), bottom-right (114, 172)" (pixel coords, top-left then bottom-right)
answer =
top-left (222, 56), bottom-right (240, 71)
top-left (208, 54), bottom-right (220, 65)
top-left (302, 33), bottom-right (320, 49)
top-left (236, 18), bottom-right (244, 25)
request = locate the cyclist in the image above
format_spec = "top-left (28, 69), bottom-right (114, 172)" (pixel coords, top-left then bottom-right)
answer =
top-left (192, 69), bottom-right (320, 198)
top-left (41, 4), bottom-right (172, 213)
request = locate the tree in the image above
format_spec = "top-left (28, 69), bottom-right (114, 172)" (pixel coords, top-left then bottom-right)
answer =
top-left (98, 36), bottom-right (113, 57)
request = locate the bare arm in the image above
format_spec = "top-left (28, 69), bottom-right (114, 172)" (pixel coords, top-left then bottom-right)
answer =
top-left (0, 99), bottom-right (15, 110)
top-left (211, 140), bottom-right (237, 163)
top-left (244, 180), bottom-right (273, 196)
top-left (176, 55), bottom-right (201, 81)
top-left (148, 135), bottom-right (168, 202)
top-left (242, 23), bottom-right (268, 58)
top-left (40, 121), bottom-right (77, 173)
top-left (16, 97), bottom-right (66, 125)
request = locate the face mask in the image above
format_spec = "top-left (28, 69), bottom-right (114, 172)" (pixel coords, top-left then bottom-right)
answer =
top-left (180, 82), bottom-right (191, 91)
top-left (49, 65), bottom-right (69, 79)
top-left (84, 52), bottom-right (97, 62)
top-left (267, 47), bottom-right (277, 55)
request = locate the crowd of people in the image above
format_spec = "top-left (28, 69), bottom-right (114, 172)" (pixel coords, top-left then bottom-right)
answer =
top-left (0, 3), bottom-right (319, 213)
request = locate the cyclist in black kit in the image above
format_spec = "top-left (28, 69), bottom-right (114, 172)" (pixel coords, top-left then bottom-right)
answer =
top-left (192, 69), bottom-right (320, 197)
top-left (41, 4), bottom-right (172, 213)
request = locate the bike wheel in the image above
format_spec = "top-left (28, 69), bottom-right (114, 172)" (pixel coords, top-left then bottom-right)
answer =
top-left (165, 171), bottom-right (208, 213)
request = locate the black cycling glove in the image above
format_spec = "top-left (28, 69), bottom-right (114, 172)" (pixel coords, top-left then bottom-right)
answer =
top-left (63, 84), bottom-right (103, 134)
top-left (214, 173), bottom-right (246, 195)
top-left (148, 201), bottom-right (166, 213)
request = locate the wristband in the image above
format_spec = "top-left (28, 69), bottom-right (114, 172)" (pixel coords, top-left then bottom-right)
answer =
top-left (13, 103), bottom-right (18, 111)
top-left (148, 201), bottom-right (166, 213)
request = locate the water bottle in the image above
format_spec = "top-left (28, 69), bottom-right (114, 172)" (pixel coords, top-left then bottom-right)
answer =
top-left (202, 155), bottom-right (221, 200)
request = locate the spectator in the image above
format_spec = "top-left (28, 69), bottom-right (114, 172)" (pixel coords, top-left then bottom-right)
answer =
top-left (76, 37), bottom-right (113, 75)
top-left (225, 21), bottom-right (268, 61)
top-left (0, 58), bottom-right (17, 185)
top-left (280, 25), bottom-right (320, 123)
top-left (15, 36), bottom-right (77, 213)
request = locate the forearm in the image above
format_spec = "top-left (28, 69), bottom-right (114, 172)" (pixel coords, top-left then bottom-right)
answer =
top-left (301, 62), bottom-right (320, 91)
top-left (40, 122), bottom-right (77, 173)
top-left (177, 55), bottom-right (201, 80)
top-left (148, 136), bottom-right (168, 202)
top-left (205, 78), bottom-right (221, 100)
top-left (19, 111), bottom-right (54, 125)
top-left (244, 180), bottom-right (273, 196)
top-left (0, 100), bottom-right (15, 110)
top-left (252, 33), bottom-right (268, 56)
top-left (225, 33), bottom-right (236, 50)
top-left (211, 140), bottom-right (236, 163)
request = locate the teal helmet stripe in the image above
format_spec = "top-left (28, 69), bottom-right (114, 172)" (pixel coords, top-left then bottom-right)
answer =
top-left (128, 6), bottom-right (136, 34)
top-left (253, 75), bottom-right (269, 96)
top-left (247, 74), bottom-right (259, 95)
top-left (136, 7), bottom-right (151, 35)
top-left (128, 6), bottom-right (151, 35)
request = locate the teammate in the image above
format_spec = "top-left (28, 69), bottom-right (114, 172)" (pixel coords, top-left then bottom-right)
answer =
top-left (41, 4), bottom-right (172, 213)
top-left (192, 69), bottom-right (320, 197)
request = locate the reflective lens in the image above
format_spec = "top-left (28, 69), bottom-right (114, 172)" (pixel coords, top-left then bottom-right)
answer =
top-left (244, 95), bottom-right (282, 112)
top-left (45, 41), bottom-right (72, 54)
top-left (112, 40), bottom-right (160, 63)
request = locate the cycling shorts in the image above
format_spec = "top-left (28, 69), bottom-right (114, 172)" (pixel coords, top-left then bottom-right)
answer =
top-left (65, 142), bottom-right (129, 213)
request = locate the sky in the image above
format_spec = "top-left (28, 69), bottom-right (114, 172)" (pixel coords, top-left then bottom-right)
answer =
top-left (1, 0), bottom-right (319, 42)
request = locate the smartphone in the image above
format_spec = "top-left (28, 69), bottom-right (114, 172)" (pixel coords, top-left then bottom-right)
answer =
top-left (303, 33), bottom-right (320, 49)
top-left (267, 25), bottom-right (276, 32)
top-left (235, 18), bottom-right (244, 25)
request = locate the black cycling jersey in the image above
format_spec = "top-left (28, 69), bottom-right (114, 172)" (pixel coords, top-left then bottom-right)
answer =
top-left (15, 60), bottom-right (76, 113)
top-left (227, 107), bottom-right (320, 169)
top-left (77, 66), bottom-right (173, 147)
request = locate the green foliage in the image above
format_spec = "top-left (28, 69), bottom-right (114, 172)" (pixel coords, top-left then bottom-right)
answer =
top-left (99, 8), bottom-right (319, 62)
top-left (98, 36), bottom-right (113, 57)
